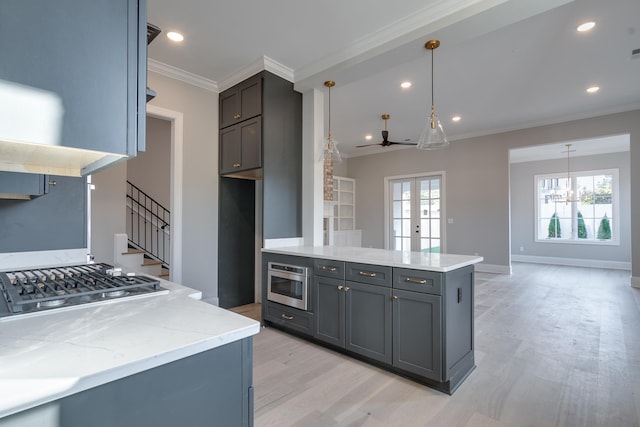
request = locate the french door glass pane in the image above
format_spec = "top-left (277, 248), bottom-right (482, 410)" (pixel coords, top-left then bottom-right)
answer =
top-left (389, 176), bottom-right (442, 253)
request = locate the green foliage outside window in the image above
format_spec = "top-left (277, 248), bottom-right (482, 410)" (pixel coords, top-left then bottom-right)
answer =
top-left (577, 211), bottom-right (587, 239)
top-left (597, 214), bottom-right (611, 240)
top-left (548, 212), bottom-right (561, 238)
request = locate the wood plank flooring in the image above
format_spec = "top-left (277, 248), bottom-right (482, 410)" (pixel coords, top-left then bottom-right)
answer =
top-left (240, 263), bottom-right (640, 426)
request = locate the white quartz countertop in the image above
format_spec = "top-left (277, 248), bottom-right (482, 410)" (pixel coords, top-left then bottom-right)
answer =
top-left (262, 246), bottom-right (483, 272)
top-left (0, 277), bottom-right (260, 418)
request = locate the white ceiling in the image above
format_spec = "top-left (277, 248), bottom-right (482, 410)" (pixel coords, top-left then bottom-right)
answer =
top-left (147, 0), bottom-right (640, 159)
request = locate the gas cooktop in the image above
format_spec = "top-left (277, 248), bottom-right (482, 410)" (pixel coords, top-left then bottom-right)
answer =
top-left (0, 263), bottom-right (166, 318)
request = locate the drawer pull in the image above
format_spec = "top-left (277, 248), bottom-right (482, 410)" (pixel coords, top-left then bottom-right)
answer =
top-left (405, 278), bottom-right (428, 285)
top-left (233, 114), bottom-right (241, 119)
top-left (233, 162), bottom-right (241, 168)
top-left (321, 266), bottom-right (337, 272)
top-left (281, 314), bottom-right (294, 320)
top-left (359, 271), bottom-right (377, 277)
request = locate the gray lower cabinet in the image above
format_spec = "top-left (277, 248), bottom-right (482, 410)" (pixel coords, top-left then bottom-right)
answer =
top-left (314, 276), bottom-right (392, 364)
top-left (314, 276), bottom-right (345, 347)
top-left (392, 289), bottom-right (442, 381)
top-left (0, 338), bottom-right (254, 427)
top-left (264, 253), bottom-right (475, 394)
top-left (345, 281), bottom-right (392, 364)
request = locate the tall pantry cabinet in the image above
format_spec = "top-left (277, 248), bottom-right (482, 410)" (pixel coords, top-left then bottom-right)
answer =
top-left (218, 71), bottom-right (302, 308)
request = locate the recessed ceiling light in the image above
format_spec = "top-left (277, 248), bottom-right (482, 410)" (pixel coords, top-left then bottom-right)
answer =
top-left (167, 31), bottom-right (184, 42)
top-left (577, 21), bottom-right (595, 32)
top-left (452, 116), bottom-right (461, 122)
top-left (400, 81), bottom-right (412, 89)
top-left (365, 135), bottom-right (373, 140)
top-left (586, 86), bottom-right (600, 93)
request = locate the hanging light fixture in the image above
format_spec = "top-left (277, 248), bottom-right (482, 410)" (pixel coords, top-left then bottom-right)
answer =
top-left (563, 143), bottom-right (576, 204)
top-left (319, 80), bottom-right (342, 163)
top-left (417, 39), bottom-right (449, 150)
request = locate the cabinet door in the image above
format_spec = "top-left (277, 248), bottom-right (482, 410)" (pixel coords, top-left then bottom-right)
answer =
top-left (219, 74), bottom-right (262, 128)
top-left (314, 276), bottom-right (345, 347)
top-left (392, 289), bottom-right (442, 381)
top-left (345, 281), bottom-right (392, 364)
top-left (0, 0), bottom-right (145, 156)
top-left (0, 172), bottom-right (48, 198)
top-left (219, 117), bottom-right (262, 175)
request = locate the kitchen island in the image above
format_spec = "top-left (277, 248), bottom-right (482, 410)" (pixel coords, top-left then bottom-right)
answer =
top-left (262, 246), bottom-right (482, 394)
top-left (0, 277), bottom-right (260, 427)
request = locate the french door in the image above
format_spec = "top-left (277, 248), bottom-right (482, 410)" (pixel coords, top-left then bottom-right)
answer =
top-left (387, 175), bottom-right (444, 253)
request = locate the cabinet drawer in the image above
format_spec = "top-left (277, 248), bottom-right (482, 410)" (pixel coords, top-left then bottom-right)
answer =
top-left (346, 263), bottom-right (392, 287)
top-left (265, 302), bottom-right (313, 336)
top-left (393, 269), bottom-right (442, 295)
top-left (314, 259), bottom-right (345, 279)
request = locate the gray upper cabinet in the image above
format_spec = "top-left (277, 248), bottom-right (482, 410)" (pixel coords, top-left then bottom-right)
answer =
top-left (219, 117), bottom-right (262, 174)
top-left (0, 172), bottom-right (48, 199)
top-left (220, 75), bottom-right (262, 129)
top-left (0, 0), bottom-right (147, 157)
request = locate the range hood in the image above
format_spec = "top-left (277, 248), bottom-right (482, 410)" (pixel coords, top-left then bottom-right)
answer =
top-left (0, 79), bottom-right (126, 177)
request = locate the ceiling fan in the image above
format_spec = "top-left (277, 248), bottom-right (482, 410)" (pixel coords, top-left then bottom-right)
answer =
top-left (356, 114), bottom-right (417, 148)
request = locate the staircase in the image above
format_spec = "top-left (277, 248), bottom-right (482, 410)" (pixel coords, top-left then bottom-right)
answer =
top-left (114, 234), bottom-right (169, 278)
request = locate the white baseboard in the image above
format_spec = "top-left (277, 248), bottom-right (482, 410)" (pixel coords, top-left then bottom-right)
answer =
top-left (631, 277), bottom-right (640, 288)
top-left (475, 263), bottom-right (512, 274)
top-left (511, 254), bottom-right (631, 271)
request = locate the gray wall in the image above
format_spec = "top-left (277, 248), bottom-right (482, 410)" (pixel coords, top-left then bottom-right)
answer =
top-left (510, 151), bottom-right (630, 262)
top-left (345, 110), bottom-right (640, 274)
top-left (91, 162), bottom-right (127, 264)
top-left (126, 117), bottom-right (171, 208)
top-left (91, 72), bottom-right (220, 301)
top-left (145, 72), bottom-right (219, 301)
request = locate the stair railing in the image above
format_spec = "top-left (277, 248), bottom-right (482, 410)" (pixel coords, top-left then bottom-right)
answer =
top-left (126, 181), bottom-right (170, 267)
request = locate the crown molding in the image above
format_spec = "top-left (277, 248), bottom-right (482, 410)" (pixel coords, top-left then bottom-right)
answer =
top-left (148, 58), bottom-right (218, 92)
top-left (218, 56), bottom-right (294, 92)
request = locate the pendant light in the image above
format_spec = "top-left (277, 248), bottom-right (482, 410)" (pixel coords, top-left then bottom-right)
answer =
top-left (417, 40), bottom-right (449, 150)
top-left (319, 80), bottom-right (342, 163)
top-left (563, 143), bottom-right (576, 204)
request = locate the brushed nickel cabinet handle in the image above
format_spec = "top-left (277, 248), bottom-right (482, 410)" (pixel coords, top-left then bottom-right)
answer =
top-left (281, 314), bottom-right (293, 320)
top-left (359, 271), bottom-right (376, 277)
top-left (233, 163), bottom-right (241, 168)
top-left (405, 278), bottom-right (428, 285)
top-left (343, 286), bottom-right (350, 292)
top-left (337, 285), bottom-right (344, 291)
top-left (233, 114), bottom-right (241, 119)
top-left (321, 266), bottom-right (337, 272)
top-left (391, 295), bottom-right (398, 301)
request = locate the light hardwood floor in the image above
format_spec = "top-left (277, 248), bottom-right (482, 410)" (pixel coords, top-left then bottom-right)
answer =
top-left (238, 263), bottom-right (640, 426)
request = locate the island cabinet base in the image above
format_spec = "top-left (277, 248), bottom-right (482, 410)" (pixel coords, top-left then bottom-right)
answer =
top-left (0, 338), bottom-right (254, 427)
top-left (261, 250), bottom-right (478, 395)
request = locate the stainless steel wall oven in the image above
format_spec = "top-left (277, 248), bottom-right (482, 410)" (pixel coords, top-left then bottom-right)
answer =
top-left (267, 262), bottom-right (309, 311)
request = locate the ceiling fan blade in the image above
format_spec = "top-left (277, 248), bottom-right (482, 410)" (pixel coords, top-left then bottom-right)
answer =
top-left (387, 141), bottom-right (418, 146)
top-left (356, 142), bottom-right (384, 148)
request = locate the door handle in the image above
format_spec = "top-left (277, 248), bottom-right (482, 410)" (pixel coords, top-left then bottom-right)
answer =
top-left (233, 114), bottom-right (241, 119)
top-left (457, 288), bottom-right (462, 303)
top-left (391, 295), bottom-right (398, 301)
top-left (233, 163), bottom-right (241, 168)
top-left (337, 285), bottom-right (344, 291)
